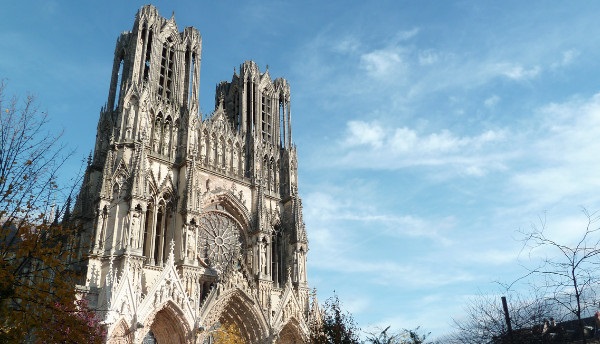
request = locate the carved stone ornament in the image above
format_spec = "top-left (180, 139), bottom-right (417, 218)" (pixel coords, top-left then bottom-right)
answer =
top-left (199, 212), bottom-right (241, 271)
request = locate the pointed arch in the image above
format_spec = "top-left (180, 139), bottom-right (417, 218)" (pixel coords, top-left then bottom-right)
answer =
top-left (107, 318), bottom-right (133, 344)
top-left (144, 300), bottom-right (192, 344)
top-left (276, 317), bottom-right (307, 344)
top-left (202, 192), bottom-right (251, 233)
top-left (202, 288), bottom-right (269, 344)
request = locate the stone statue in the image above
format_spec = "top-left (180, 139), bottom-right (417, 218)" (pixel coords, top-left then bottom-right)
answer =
top-left (261, 241), bottom-right (268, 274)
top-left (186, 224), bottom-right (196, 260)
top-left (130, 211), bottom-right (141, 248)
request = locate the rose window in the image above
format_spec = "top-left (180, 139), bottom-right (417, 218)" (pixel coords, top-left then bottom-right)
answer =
top-left (198, 212), bottom-right (241, 271)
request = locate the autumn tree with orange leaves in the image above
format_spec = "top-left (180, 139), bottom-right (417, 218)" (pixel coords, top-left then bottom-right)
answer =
top-left (210, 322), bottom-right (246, 344)
top-left (0, 81), bottom-right (105, 343)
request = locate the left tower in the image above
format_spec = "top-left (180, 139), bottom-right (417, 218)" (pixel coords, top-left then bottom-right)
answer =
top-left (73, 5), bottom-right (313, 344)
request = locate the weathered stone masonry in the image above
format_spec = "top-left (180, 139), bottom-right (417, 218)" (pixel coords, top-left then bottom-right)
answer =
top-left (73, 5), bottom-right (313, 343)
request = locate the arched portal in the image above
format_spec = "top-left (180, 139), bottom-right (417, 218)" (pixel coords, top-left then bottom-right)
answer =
top-left (107, 319), bottom-right (133, 344)
top-left (204, 290), bottom-right (268, 343)
top-left (144, 302), bottom-right (190, 344)
top-left (276, 318), bottom-right (306, 344)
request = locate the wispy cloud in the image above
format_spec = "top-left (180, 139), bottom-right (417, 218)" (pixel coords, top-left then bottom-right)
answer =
top-left (551, 49), bottom-right (580, 69)
top-left (305, 189), bottom-right (455, 245)
top-left (484, 95), bottom-right (501, 108)
top-left (360, 47), bottom-right (408, 81)
top-left (509, 92), bottom-right (600, 209)
top-left (496, 63), bottom-right (541, 81)
top-left (332, 120), bottom-right (508, 176)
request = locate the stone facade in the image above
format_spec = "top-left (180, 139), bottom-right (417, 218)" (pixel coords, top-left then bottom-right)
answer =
top-left (73, 5), bottom-right (312, 343)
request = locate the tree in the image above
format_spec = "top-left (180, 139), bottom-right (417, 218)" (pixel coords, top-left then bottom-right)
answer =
top-left (0, 82), bottom-right (105, 342)
top-left (310, 294), bottom-right (361, 344)
top-left (519, 209), bottom-right (600, 344)
top-left (365, 326), bottom-right (435, 344)
top-left (211, 322), bottom-right (246, 344)
top-left (365, 326), bottom-right (400, 344)
top-left (444, 291), bottom-right (555, 344)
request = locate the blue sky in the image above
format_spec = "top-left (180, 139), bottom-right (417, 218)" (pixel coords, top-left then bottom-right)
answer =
top-left (3, 0), bottom-right (600, 338)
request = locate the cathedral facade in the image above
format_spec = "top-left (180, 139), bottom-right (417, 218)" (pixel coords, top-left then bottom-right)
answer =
top-left (73, 5), bottom-right (311, 343)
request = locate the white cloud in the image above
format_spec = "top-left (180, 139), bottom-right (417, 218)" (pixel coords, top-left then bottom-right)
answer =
top-left (304, 189), bottom-right (454, 245)
top-left (343, 120), bottom-right (386, 148)
top-left (360, 47), bottom-right (407, 80)
top-left (509, 92), bottom-right (600, 207)
top-left (309, 250), bottom-right (475, 289)
top-left (394, 28), bottom-right (419, 41)
top-left (418, 49), bottom-right (439, 65)
top-left (498, 63), bottom-right (541, 81)
top-left (334, 120), bottom-right (508, 175)
top-left (551, 49), bottom-right (580, 69)
top-left (333, 36), bottom-right (361, 54)
top-left (484, 95), bottom-right (500, 108)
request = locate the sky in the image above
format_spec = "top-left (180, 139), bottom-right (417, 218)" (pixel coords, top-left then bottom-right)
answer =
top-left (2, 0), bottom-right (600, 338)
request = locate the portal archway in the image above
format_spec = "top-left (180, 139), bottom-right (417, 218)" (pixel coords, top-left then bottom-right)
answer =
top-left (144, 301), bottom-right (191, 344)
top-left (204, 289), bottom-right (268, 343)
top-left (107, 319), bottom-right (133, 344)
top-left (276, 318), bottom-right (306, 344)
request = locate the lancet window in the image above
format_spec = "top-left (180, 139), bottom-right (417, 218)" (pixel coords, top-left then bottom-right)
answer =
top-left (158, 40), bottom-right (175, 100)
top-left (185, 48), bottom-right (196, 104)
top-left (114, 57), bottom-right (124, 111)
top-left (141, 196), bottom-right (173, 266)
top-left (271, 227), bottom-right (285, 287)
top-left (261, 94), bottom-right (272, 142)
top-left (140, 25), bottom-right (153, 82)
top-left (143, 202), bottom-right (153, 258)
top-left (150, 113), bottom-right (176, 158)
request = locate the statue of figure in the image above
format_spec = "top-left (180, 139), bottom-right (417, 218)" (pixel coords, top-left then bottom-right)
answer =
top-left (232, 148), bottom-right (238, 175)
top-left (240, 154), bottom-right (245, 176)
top-left (299, 257), bottom-right (305, 282)
top-left (200, 138), bottom-right (206, 161)
top-left (163, 128), bottom-right (170, 156)
top-left (159, 284), bottom-right (166, 303)
top-left (217, 140), bottom-right (223, 168)
top-left (139, 113), bottom-right (147, 142)
top-left (225, 145), bottom-right (231, 173)
top-left (186, 225), bottom-right (196, 260)
top-left (190, 130), bottom-right (198, 153)
top-left (208, 139), bottom-right (214, 165)
top-left (124, 104), bottom-right (135, 139)
top-left (293, 252), bottom-right (299, 282)
top-left (261, 241), bottom-right (268, 274)
top-left (171, 142), bottom-right (177, 159)
top-left (153, 136), bottom-right (159, 153)
top-left (153, 123), bottom-right (161, 153)
top-left (130, 211), bottom-right (141, 248)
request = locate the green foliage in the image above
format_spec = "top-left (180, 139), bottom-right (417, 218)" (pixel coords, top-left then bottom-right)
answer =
top-left (310, 294), bottom-right (361, 344)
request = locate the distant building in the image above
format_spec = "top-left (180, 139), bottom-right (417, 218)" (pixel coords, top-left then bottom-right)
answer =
top-left (73, 5), bottom-right (312, 343)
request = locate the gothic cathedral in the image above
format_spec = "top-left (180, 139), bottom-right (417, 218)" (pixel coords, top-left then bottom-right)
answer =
top-left (73, 5), bottom-right (311, 343)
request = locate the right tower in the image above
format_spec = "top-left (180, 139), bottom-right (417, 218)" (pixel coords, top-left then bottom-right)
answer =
top-left (74, 5), bottom-right (311, 343)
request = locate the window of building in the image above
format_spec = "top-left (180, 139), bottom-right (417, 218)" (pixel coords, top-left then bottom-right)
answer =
top-left (158, 41), bottom-right (175, 100)
top-left (261, 95), bottom-right (272, 142)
